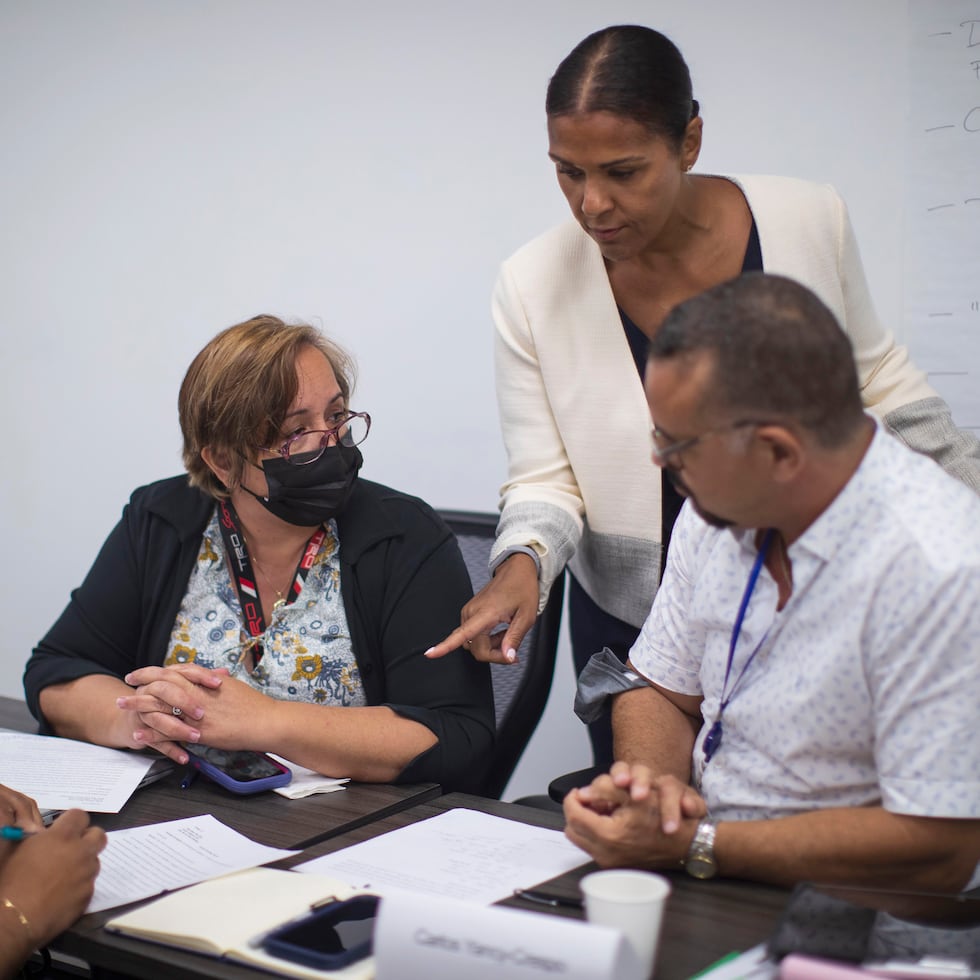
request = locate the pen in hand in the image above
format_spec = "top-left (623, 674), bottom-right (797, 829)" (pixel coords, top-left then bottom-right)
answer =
top-left (513, 888), bottom-right (583, 910)
top-left (0, 826), bottom-right (37, 842)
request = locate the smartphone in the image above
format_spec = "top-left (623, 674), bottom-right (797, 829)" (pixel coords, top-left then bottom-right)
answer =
top-left (183, 744), bottom-right (292, 795)
top-left (768, 882), bottom-right (980, 966)
top-left (262, 895), bottom-right (379, 969)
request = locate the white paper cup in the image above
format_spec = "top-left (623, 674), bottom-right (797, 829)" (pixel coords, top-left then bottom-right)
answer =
top-left (579, 870), bottom-right (671, 977)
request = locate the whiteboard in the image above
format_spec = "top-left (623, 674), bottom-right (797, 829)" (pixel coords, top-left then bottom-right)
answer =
top-left (905, 0), bottom-right (980, 429)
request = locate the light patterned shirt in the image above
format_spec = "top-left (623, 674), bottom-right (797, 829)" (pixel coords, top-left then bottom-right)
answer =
top-left (631, 425), bottom-right (980, 826)
top-left (164, 510), bottom-right (366, 707)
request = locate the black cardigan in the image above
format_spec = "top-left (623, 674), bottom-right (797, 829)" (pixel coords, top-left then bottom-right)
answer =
top-left (24, 475), bottom-right (495, 793)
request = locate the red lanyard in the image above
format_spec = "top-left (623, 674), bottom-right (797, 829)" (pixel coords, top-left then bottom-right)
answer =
top-left (216, 500), bottom-right (325, 662)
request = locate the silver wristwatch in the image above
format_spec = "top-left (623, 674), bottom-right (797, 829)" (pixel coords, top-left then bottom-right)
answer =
top-left (684, 817), bottom-right (718, 879)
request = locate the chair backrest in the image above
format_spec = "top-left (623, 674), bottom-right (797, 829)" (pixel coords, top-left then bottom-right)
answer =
top-left (438, 510), bottom-right (564, 799)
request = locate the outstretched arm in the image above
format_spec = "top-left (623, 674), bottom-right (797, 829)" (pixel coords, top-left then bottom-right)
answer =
top-left (564, 764), bottom-right (980, 891)
top-left (715, 807), bottom-right (979, 891)
top-left (40, 670), bottom-right (222, 765)
top-left (428, 256), bottom-right (591, 666)
top-left (120, 663), bottom-right (439, 780)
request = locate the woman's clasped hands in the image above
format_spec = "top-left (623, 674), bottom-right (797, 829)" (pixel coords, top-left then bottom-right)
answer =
top-left (116, 663), bottom-right (274, 764)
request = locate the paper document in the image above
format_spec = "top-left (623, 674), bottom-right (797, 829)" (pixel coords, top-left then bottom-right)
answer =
top-left (0, 731), bottom-right (161, 813)
top-left (296, 807), bottom-right (588, 904)
top-left (89, 814), bottom-right (298, 912)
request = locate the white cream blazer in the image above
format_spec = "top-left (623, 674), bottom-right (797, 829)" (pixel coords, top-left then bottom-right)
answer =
top-left (490, 174), bottom-right (973, 626)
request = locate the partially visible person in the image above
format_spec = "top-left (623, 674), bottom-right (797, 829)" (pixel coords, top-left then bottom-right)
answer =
top-left (563, 274), bottom-right (980, 889)
top-left (0, 784), bottom-right (105, 980)
top-left (24, 316), bottom-right (494, 793)
top-left (426, 25), bottom-right (980, 770)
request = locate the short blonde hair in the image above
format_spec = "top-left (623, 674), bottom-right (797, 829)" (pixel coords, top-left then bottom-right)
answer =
top-left (179, 315), bottom-right (356, 498)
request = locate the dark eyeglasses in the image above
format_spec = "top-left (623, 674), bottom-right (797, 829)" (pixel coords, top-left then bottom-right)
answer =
top-left (259, 412), bottom-right (371, 465)
top-left (651, 419), bottom-right (767, 470)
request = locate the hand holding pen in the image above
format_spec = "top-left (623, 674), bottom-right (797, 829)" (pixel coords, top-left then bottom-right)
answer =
top-left (0, 827), bottom-right (36, 842)
top-left (0, 806), bottom-right (107, 959)
top-left (0, 785), bottom-right (43, 838)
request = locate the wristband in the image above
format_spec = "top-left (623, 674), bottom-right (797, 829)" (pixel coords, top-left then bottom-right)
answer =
top-left (489, 545), bottom-right (542, 576)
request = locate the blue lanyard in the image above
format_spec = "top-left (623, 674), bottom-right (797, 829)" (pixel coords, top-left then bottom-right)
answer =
top-left (702, 528), bottom-right (775, 764)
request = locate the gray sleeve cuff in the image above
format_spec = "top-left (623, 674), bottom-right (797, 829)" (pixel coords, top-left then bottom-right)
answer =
top-left (884, 396), bottom-right (980, 494)
top-left (491, 500), bottom-right (581, 614)
top-left (573, 647), bottom-right (649, 724)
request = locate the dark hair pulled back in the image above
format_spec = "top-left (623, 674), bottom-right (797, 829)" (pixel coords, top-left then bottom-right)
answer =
top-left (546, 25), bottom-right (699, 149)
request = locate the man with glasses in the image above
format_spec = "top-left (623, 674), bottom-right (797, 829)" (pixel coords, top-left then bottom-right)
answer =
top-left (564, 273), bottom-right (980, 889)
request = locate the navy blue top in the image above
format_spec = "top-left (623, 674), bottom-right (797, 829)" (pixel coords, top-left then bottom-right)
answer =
top-left (568, 217), bottom-right (764, 767)
top-left (619, 217), bottom-right (763, 570)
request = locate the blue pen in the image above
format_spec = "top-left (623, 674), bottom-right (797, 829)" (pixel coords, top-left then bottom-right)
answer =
top-left (0, 826), bottom-right (36, 842)
top-left (180, 765), bottom-right (198, 790)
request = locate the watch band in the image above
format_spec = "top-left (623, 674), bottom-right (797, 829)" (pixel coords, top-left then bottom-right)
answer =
top-left (684, 817), bottom-right (718, 879)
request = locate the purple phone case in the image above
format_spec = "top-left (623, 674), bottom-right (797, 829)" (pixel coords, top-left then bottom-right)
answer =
top-left (186, 749), bottom-right (292, 795)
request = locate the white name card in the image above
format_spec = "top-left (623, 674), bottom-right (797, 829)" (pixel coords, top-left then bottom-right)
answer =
top-left (373, 891), bottom-right (643, 980)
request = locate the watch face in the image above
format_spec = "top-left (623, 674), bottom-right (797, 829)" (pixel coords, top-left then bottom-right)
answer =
top-left (686, 853), bottom-right (717, 880)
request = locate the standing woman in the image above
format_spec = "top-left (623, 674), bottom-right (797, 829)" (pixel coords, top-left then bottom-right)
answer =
top-left (427, 25), bottom-right (980, 767)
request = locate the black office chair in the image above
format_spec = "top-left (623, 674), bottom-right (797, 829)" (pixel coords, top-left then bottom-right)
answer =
top-left (438, 510), bottom-right (565, 800)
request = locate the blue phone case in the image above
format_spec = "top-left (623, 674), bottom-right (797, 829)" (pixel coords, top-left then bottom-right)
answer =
top-left (262, 895), bottom-right (379, 969)
top-left (185, 746), bottom-right (292, 795)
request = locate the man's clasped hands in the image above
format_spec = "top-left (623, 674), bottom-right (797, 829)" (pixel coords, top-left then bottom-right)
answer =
top-left (564, 763), bottom-right (707, 869)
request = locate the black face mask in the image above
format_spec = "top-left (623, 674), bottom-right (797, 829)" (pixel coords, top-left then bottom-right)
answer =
top-left (242, 443), bottom-right (362, 526)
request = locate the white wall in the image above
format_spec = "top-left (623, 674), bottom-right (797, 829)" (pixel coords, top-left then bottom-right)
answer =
top-left (0, 1), bottom-right (910, 799)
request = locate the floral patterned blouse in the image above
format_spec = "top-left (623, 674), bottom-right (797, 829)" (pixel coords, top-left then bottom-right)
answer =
top-left (164, 510), bottom-right (366, 707)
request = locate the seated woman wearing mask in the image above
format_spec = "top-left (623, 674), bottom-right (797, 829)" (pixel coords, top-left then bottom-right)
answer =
top-left (24, 316), bottom-right (494, 792)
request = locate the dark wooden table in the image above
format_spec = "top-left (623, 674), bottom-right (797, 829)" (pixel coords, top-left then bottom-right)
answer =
top-left (89, 767), bottom-right (441, 850)
top-left (1, 696), bottom-right (440, 850)
top-left (56, 791), bottom-right (791, 980)
top-left (291, 792), bottom-right (791, 980)
top-left (0, 695), bottom-right (35, 731)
